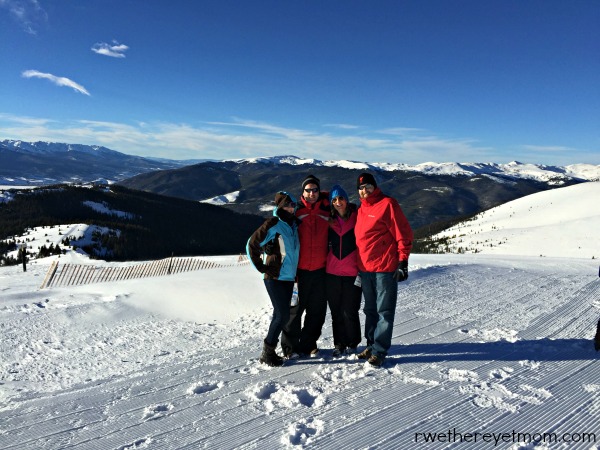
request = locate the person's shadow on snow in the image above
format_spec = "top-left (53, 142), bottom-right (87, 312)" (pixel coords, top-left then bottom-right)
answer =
top-left (387, 337), bottom-right (596, 364)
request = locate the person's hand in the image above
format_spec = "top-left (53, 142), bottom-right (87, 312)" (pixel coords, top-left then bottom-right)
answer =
top-left (394, 260), bottom-right (409, 282)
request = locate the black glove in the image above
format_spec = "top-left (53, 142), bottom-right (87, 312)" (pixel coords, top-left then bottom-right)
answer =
top-left (394, 260), bottom-right (409, 282)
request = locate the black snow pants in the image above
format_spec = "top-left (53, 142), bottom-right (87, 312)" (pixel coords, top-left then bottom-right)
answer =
top-left (326, 273), bottom-right (362, 349)
top-left (281, 268), bottom-right (327, 355)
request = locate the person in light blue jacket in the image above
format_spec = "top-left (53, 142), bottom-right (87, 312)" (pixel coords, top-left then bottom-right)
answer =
top-left (247, 191), bottom-right (300, 366)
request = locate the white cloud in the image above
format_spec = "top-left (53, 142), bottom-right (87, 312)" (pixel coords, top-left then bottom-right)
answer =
top-left (521, 145), bottom-right (573, 153)
top-left (21, 70), bottom-right (91, 96)
top-left (0, 114), bottom-right (496, 163)
top-left (1, 114), bottom-right (595, 165)
top-left (377, 127), bottom-right (427, 136)
top-left (0, 0), bottom-right (47, 34)
top-left (0, 112), bottom-right (53, 126)
top-left (91, 41), bottom-right (129, 58)
top-left (323, 123), bottom-right (361, 130)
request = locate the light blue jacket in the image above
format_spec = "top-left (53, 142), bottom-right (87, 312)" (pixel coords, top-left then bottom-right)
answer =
top-left (246, 207), bottom-right (300, 281)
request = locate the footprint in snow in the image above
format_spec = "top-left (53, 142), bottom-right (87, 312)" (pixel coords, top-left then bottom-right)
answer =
top-left (440, 368), bottom-right (480, 383)
top-left (187, 381), bottom-right (223, 395)
top-left (490, 367), bottom-right (514, 380)
top-left (142, 403), bottom-right (173, 421)
top-left (117, 437), bottom-right (152, 450)
top-left (246, 381), bottom-right (326, 413)
top-left (281, 418), bottom-right (324, 447)
top-left (447, 366), bottom-right (552, 412)
top-left (315, 364), bottom-right (367, 386)
top-left (235, 366), bottom-right (260, 375)
top-left (249, 381), bottom-right (279, 400)
top-left (519, 360), bottom-right (541, 370)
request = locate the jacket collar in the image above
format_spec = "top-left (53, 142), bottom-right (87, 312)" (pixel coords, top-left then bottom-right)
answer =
top-left (360, 187), bottom-right (384, 206)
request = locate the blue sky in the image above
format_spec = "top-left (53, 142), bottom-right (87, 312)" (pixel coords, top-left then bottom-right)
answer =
top-left (1, 0), bottom-right (598, 165)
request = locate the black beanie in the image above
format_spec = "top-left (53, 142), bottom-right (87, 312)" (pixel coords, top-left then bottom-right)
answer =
top-left (357, 172), bottom-right (377, 189)
top-left (302, 174), bottom-right (320, 190)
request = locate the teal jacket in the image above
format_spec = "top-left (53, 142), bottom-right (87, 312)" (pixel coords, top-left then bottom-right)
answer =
top-left (246, 207), bottom-right (300, 282)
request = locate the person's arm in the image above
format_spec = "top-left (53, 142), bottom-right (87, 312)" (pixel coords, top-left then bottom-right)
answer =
top-left (388, 200), bottom-right (413, 261)
top-left (246, 218), bottom-right (277, 274)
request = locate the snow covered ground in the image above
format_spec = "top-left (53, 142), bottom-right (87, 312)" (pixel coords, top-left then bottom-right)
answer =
top-left (1, 184), bottom-right (600, 449)
top-left (431, 182), bottom-right (600, 260)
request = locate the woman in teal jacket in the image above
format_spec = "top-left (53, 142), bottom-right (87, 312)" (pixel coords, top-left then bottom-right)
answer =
top-left (247, 191), bottom-right (300, 366)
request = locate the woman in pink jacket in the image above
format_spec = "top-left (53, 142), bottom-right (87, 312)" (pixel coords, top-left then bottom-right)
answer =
top-left (326, 184), bottom-right (362, 357)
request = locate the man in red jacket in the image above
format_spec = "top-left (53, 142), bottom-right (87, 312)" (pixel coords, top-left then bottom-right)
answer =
top-left (281, 174), bottom-right (330, 358)
top-left (354, 172), bottom-right (413, 367)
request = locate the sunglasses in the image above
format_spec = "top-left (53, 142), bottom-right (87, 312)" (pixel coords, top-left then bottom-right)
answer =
top-left (304, 187), bottom-right (319, 193)
top-left (358, 183), bottom-right (374, 191)
top-left (283, 201), bottom-right (297, 208)
top-left (332, 196), bottom-right (346, 203)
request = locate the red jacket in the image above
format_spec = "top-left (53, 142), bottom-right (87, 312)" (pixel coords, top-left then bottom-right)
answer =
top-left (296, 192), bottom-right (330, 271)
top-left (355, 188), bottom-right (413, 273)
top-left (326, 204), bottom-right (359, 277)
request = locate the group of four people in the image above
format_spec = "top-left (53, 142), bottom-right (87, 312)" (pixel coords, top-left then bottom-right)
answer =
top-left (247, 172), bottom-right (413, 368)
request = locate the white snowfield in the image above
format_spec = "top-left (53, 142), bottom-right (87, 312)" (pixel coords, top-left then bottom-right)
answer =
top-left (433, 181), bottom-right (600, 259)
top-left (2, 184), bottom-right (600, 449)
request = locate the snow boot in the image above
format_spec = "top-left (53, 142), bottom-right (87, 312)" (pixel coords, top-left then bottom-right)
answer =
top-left (357, 347), bottom-right (372, 360)
top-left (260, 340), bottom-right (284, 367)
top-left (594, 319), bottom-right (600, 352)
top-left (332, 345), bottom-right (346, 358)
top-left (367, 354), bottom-right (384, 367)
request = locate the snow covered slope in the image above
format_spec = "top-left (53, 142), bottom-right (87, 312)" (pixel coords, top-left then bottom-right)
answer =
top-left (1, 182), bottom-right (600, 449)
top-left (431, 181), bottom-right (600, 259)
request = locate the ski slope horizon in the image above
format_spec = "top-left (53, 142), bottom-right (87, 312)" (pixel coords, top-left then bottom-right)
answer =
top-left (1, 183), bottom-right (600, 449)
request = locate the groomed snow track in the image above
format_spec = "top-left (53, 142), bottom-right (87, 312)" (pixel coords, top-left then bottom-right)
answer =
top-left (2, 256), bottom-right (599, 449)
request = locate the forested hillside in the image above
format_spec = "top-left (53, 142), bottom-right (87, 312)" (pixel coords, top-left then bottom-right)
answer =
top-left (0, 185), bottom-right (264, 261)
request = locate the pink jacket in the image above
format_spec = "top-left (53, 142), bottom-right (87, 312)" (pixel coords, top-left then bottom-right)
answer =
top-left (326, 204), bottom-right (359, 277)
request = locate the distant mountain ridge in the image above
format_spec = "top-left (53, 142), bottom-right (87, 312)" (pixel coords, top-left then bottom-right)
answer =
top-left (0, 140), bottom-right (197, 186)
top-left (118, 156), bottom-right (593, 232)
top-left (3, 140), bottom-right (123, 156)
top-left (3, 140), bottom-right (600, 234)
top-left (2, 140), bottom-right (599, 186)
top-left (226, 155), bottom-right (600, 183)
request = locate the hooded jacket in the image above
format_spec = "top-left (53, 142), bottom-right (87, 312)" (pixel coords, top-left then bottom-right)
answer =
top-left (246, 207), bottom-right (300, 281)
top-left (355, 188), bottom-right (413, 273)
top-left (295, 192), bottom-right (330, 271)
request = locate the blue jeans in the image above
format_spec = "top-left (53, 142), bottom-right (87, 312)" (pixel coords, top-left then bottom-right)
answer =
top-left (360, 271), bottom-right (397, 357)
top-left (263, 279), bottom-right (293, 347)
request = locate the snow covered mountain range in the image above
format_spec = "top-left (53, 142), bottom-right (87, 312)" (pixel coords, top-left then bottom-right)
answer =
top-left (2, 139), bottom-right (600, 186)
top-left (4, 139), bottom-right (600, 233)
top-left (228, 155), bottom-right (600, 184)
top-left (0, 140), bottom-right (192, 186)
